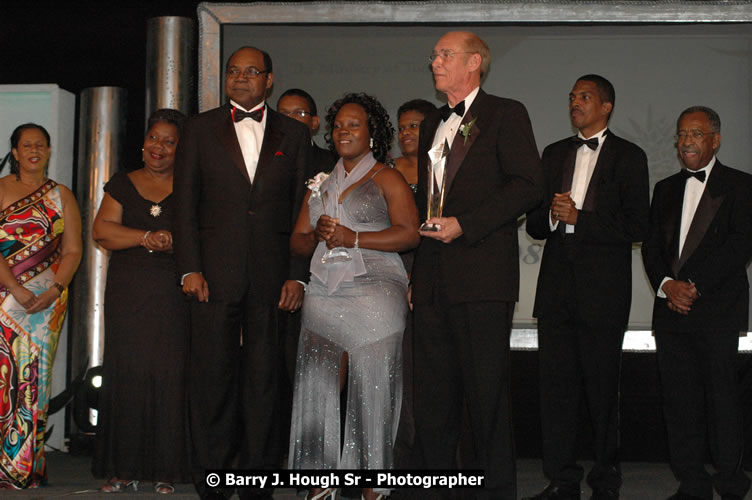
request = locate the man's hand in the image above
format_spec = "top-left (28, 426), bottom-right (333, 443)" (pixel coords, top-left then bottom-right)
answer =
top-left (661, 279), bottom-right (698, 315)
top-left (551, 192), bottom-right (578, 225)
top-left (183, 272), bottom-right (209, 303)
top-left (419, 216), bottom-right (463, 243)
top-left (278, 280), bottom-right (304, 312)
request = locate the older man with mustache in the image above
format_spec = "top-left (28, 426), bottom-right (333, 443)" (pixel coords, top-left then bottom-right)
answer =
top-left (642, 106), bottom-right (752, 500)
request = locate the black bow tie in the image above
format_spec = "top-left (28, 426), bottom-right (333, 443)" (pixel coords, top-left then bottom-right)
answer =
top-left (439, 101), bottom-right (465, 121)
top-left (570, 136), bottom-right (599, 151)
top-left (233, 106), bottom-right (264, 122)
top-left (680, 168), bottom-right (706, 183)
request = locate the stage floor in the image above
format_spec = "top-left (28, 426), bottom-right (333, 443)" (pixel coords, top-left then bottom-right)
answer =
top-left (1, 452), bottom-right (747, 499)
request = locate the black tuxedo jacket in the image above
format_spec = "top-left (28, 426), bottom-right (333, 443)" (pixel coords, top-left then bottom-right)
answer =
top-left (412, 89), bottom-right (542, 305)
top-left (642, 161), bottom-right (752, 332)
top-left (173, 103), bottom-right (311, 304)
top-left (311, 143), bottom-right (336, 175)
top-left (527, 132), bottom-right (650, 328)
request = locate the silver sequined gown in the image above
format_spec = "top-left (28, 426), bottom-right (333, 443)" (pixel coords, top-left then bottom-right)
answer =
top-left (289, 176), bottom-right (408, 472)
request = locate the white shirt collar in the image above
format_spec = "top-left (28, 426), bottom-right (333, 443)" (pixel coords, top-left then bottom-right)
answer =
top-left (230, 99), bottom-right (265, 113)
top-left (686, 155), bottom-right (716, 175)
top-left (451, 86), bottom-right (480, 118)
top-left (577, 126), bottom-right (608, 141)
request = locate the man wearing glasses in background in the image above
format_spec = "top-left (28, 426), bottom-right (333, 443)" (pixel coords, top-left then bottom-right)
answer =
top-left (642, 106), bottom-right (752, 500)
top-left (275, 88), bottom-right (336, 465)
top-left (173, 46), bottom-right (311, 500)
top-left (409, 30), bottom-right (542, 499)
top-left (277, 88), bottom-right (337, 176)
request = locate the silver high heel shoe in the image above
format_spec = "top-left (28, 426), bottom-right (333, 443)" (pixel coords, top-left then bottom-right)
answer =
top-left (100, 478), bottom-right (139, 493)
top-left (307, 488), bottom-right (337, 500)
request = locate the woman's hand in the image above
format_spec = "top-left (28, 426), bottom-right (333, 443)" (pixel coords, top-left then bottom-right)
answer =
top-left (326, 223), bottom-right (356, 249)
top-left (9, 284), bottom-right (37, 311)
top-left (143, 229), bottom-right (173, 252)
top-left (25, 288), bottom-right (60, 314)
top-left (314, 215), bottom-right (337, 242)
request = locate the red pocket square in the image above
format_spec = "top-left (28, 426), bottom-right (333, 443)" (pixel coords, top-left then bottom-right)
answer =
top-left (275, 151), bottom-right (284, 156)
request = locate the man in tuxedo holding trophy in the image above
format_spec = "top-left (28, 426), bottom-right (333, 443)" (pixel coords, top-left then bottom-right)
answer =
top-left (410, 30), bottom-right (542, 499)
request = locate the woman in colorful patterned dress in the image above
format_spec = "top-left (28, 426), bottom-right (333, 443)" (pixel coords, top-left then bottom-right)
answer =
top-left (0, 123), bottom-right (82, 488)
top-left (92, 109), bottom-right (189, 494)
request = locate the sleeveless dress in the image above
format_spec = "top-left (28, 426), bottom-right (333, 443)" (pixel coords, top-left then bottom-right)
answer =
top-left (0, 181), bottom-right (68, 488)
top-left (92, 170), bottom-right (190, 482)
top-left (289, 169), bottom-right (408, 477)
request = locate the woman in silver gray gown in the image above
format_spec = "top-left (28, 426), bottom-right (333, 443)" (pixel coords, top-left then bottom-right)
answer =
top-left (289, 93), bottom-right (419, 500)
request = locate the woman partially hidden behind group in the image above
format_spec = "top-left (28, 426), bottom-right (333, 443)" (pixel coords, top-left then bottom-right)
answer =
top-left (288, 93), bottom-right (419, 500)
top-left (0, 123), bottom-right (82, 488)
top-left (92, 109), bottom-right (190, 494)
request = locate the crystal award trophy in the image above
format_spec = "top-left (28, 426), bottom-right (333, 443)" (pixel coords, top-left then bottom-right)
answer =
top-left (321, 176), bottom-right (352, 264)
top-left (419, 139), bottom-right (450, 232)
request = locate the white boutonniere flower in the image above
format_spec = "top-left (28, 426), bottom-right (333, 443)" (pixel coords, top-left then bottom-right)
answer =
top-left (460, 117), bottom-right (477, 146)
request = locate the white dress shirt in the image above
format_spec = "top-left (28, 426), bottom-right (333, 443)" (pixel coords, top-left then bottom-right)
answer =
top-left (230, 99), bottom-right (267, 183)
top-left (657, 157), bottom-right (715, 297)
top-left (550, 127), bottom-right (608, 233)
top-left (430, 87), bottom-right (480, 187)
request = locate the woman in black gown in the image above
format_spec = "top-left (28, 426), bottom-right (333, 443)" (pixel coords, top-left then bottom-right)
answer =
top-left (92, 109), bottom-right (189, 494)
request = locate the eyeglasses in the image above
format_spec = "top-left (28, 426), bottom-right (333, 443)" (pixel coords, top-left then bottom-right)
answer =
top-left (428, 50), bottom-right (476, 63)
top-left (279, 110), bottom-right (312, 118)
top-left (674, 129), bottom-right (715, 142)
top-left (226, 66), bottom-right (269, 79)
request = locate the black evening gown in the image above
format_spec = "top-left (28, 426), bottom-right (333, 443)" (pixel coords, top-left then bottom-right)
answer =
top-left (93, 170), bottom-right (190, 483)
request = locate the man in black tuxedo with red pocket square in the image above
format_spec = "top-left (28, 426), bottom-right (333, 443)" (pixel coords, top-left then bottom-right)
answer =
top-left (642, 106), bottom-right (752, 500)
top-left (525, 75), bottom-right (650, 500)
top-left (173, 46), bottom-right (311, 500)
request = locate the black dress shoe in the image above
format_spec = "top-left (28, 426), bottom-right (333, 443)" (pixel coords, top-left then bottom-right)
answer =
top-left (522, 483), bottom-right (581, 500)
top-left (201, 489), bottom-right (228, 500)
top-left (591, 487), bottom-right (619, 500)
top-left (666, 491), bottom-right (706, 500)
top-left (720, 495), bottom-right (743, 500)
top-left (237, 493), bottom-right (274, 500)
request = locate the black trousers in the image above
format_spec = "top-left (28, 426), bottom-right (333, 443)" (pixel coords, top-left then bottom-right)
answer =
top-left (412, 298), bottom-right (515, 500)
top-left (536, 242), bottom-right (625, 492)
top-left (188, 289), bottom-right (282, 499)
top-left (655, 328), bottom-right (750, 500)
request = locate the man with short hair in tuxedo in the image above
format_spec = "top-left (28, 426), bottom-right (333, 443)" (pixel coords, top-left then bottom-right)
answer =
top-left (642, 106), bottom-right (752, 500)
top-left (410, 30), bottom-right (542, 500)
top-left (275, 88), bottom-right (336, 454)
top-left (277, 88), bottom-right (337, 176)
top-left (173, 46), bottom-right (311, 500)
top-left (525, 75), bottom-right (650, 500)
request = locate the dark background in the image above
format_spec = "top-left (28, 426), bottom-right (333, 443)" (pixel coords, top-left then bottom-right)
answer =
top-left (2, 1), bottom-right (206, 163)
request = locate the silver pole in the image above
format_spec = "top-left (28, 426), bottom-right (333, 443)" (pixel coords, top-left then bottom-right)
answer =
top-left (71, 86), bottom-right (127, 429)
top-left (145, 16), bottom-right (196, 123)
